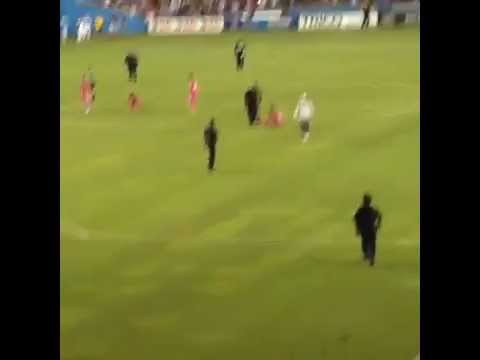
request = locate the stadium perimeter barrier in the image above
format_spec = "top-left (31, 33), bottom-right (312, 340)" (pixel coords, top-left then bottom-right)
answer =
top-left (289, 4), bottom-right (378, 31)
top-left (146, 15), bottom-right (225, 35)
top-left (144, 10), bottom-right (290, 36)
top-left (224, 9), bottom-right (291, 32)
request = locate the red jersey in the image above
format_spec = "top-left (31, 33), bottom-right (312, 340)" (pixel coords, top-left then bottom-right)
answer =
top-left (189, 80), bottom-right (199, 94)
top-left (80, 79), bottom-right (92, 104)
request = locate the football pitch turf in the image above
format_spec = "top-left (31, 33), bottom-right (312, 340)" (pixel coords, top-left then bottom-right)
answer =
top-left (60, 28), bottom-right (419, 360)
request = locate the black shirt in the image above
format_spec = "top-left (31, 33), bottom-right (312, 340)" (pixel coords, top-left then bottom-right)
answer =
top-left (354, 205), bottom-right (382, 236)
top-left (244, 88), bottom-right (258, 109)
top-left (204, 125), bottom-right (218, 148)
top-left (125, 54), bottom-right (138, 68)
top-left (235, 42), bottom-right (246, 58)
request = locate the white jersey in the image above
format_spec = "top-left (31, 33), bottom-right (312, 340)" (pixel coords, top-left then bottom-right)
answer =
top-left (294, 98), bottom-right (314, 122)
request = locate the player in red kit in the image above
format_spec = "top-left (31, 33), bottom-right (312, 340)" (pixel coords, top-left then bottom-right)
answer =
top-left (128, 92), bottom-right (142, 111)
top-left (188, 73), bottom-right (199, 113)
top-left (80, 74), bottom-right (93, 114)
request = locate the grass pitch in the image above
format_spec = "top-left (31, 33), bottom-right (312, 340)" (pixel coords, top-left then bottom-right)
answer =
top-left (61, 28), bottom-right (419, 360)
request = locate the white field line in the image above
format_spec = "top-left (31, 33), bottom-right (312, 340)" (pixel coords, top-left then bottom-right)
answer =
top-left (61, 220), bottom-right (137, 241)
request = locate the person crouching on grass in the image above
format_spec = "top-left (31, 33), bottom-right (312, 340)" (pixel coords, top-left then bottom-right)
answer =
top-left (128, 92), bottom-right (142, 111)
top-left (263, 105), bottom-right (284, 128)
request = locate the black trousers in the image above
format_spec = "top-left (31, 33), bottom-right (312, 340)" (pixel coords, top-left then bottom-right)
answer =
top-left (361, 233), bottom-right (376, 264)
top-left (90, 83), bottom-right (96, 101)
top-left (361, 10), bottom-right (370, 29)
top-left (128, 66), bottom-right (137, 82)
top-left (247, 106), bottom-right (258, 125)
top-left (236, 54), bottom-right (244, 70)
top-left (208, 146), bottom-right (216, 170)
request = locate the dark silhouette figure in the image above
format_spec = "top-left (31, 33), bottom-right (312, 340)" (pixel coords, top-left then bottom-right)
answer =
top-left (244, 82), bottom-right (262, 125)
top-left (234, 40), bottom-right (246, 71)
top-left (354, 193), bottom-right (382, 266)
top-left (244, 87), bottom-right (258, 126)
top-left (204, 118), bottom-right (218, 171)
top-left (361, 0), bottom-right (373, 30)
top-left (125, 52), bottom-right (138, 82)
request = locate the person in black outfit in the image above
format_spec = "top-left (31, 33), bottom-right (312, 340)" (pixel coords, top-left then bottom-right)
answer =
top-left (354, 193), bottom-right (382, 266)
top-left (204, 118), bottom-right (218, 171)
top-left (244, 87), bottom-right (259, 126)
top-left (244, 81), bottom-right (262, 125)
top-left (361, 0), bottom-right (373, 30)
top-left (124, 52), bottom-right (138, 82)
top-left (234, 40), bottom-right (246, 71)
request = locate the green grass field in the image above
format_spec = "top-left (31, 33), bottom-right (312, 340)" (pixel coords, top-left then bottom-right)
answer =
top-left (60, 28), bottom-right (419, 360)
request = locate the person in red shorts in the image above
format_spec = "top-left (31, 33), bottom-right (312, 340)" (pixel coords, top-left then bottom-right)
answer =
top-left (263, 105), bottom-right (284, 128)
top-left (128, 92), bottom-right (142, 111)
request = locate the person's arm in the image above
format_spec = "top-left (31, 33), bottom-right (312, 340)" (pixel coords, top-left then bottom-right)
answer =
top-left (293, 101), bottom-right (299, 120)
top-left (354, 210), bottom-right (360, 235)
top-left (203, 129), bottom-right (209, 148)
top-left (376, 210), bottom-right (382, 231)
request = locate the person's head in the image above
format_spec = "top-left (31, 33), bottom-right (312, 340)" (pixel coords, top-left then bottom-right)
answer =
top-left (210, 118), bottom-right (215, 127)
top-left (363, 193), bottom-right (372, 206)
top-left (301, 92), bottom-right (307, 100)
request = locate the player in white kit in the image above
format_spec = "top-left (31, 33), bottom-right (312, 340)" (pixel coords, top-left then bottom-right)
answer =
top-left (77, 15), bottom-right (92, 43)
top-left (293, 92), bottom-right (315, 143)
top-left (60, 15), bottom-right (69, 44)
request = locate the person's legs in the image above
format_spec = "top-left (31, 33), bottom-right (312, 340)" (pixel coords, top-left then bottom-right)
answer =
top-left (361, 236), bottom-right (368, 260)
top-left (248, 108), bottom-right (256, 125)
top-left (361, 10), bottom-right (368, 29)
top-left (236, 55), bottom-right (241, 70)
top-left (133, 68), bottom-right (137, 82)
top-left (366, 235), bottom-right (376, 266)
top-left (208, 146), bottom-right (216, 170)
top-left (128, 67), bottom-right (137, 82)
top-left (300, 121), bottom-right (310, 143)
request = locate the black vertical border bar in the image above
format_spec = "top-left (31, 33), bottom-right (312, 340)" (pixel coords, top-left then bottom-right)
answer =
top-left (421, 0), bottom-right (478, 358)
top-left (6, 0), bottom-right (60, 359)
